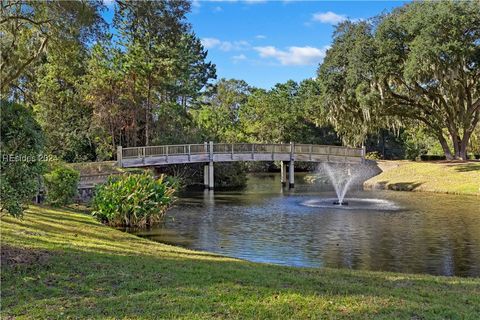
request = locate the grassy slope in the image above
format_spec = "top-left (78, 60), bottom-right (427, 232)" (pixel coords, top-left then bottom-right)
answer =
top-left (1, 206), bottom-right (479, 319)
top-left (364, 161), bottom-right (480, 195)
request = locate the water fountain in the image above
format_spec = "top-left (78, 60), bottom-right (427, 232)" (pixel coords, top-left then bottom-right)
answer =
top-left (323, 163), bottom-right (354, 206)
top-left (300, 162), bottom-right (400, 211)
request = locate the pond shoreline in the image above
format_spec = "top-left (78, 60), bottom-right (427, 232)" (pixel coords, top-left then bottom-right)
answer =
top-left (364, 160), bottom-right (480, 195)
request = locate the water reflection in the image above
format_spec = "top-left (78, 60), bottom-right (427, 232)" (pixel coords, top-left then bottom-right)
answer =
top-left (130, 173), bottom-right (480, 277)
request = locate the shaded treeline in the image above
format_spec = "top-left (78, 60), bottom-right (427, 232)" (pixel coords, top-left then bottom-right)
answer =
top-left (1, 0), bottom-right (479, 162)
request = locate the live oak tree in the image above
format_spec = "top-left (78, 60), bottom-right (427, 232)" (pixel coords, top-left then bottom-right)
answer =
top-left (0, 0), bottom-right (104, 95)
top-left (376, 1), bottom-right (480, 160)
top-left (318, 1), bottom-right (480, 159)
top-left (317, 21), bottom-right (388, 146)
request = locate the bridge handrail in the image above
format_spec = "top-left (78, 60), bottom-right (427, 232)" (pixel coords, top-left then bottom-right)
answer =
top-left (120, 143), bottom-right (365, 161)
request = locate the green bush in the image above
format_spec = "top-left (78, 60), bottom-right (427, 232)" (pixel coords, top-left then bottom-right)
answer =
top-left (44, 164), bottom-right (80, 206)
top-left (0, 100), bottom-right (45, 217)
top-left (92, 173), bottom-right (175, 227)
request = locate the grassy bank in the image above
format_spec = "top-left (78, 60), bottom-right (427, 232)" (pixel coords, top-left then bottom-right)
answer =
top-left (2, 206), bottom-right (480, 319)
top-left (364, 161), bottom-right (480, 195)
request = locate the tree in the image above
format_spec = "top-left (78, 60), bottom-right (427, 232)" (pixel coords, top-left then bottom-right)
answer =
top-left (84, 41), bottom-right (138, 158)
top-left (2, 1), bottom-right (105, 162)
top-left (1, 0), bottom-right (105, 94)
top-left (193, 78), bottom-right (251, 142)
top-left (34, 40), bottom-right (96, 162)
top-left (317, 1), bottom-right (480, 159)
top-left (113, 0), bottom-right (215, 146)
top-left (240, 80), bottom-right (332, 144)
top-left (0, 100), bottom-right (44, 217)
top-left (375, 1), bottom-right (480, 160)
top-left (317, 21), bottom-right (387, 146)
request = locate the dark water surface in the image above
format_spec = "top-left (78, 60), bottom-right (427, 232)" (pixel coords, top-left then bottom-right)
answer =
top-left (129, 173), bottom-right (480, 277)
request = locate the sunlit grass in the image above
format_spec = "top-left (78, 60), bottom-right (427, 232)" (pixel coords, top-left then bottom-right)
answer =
top-left (365, 161), bottom-right (480, 195)
top-left (1, 206), bottom-right (479, 319)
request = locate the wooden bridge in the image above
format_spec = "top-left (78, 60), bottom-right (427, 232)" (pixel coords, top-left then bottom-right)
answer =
top-left (117, 142), bottom-right (365, 189)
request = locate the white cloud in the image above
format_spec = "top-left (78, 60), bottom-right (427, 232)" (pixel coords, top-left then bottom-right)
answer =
top-left (232, 54), bottom-right (247, 61)
top-left (201, 38), bottom-right (250, 51)
top-left (213, 6), bottom-right (223, 12)
top-left (255, 35), bottom-right (267, 39)
top-left (312, 11), bottom-right (347, 25)
top-left (192, 0), bottom-right (201, 7)
top-left (254, 46), bottom-right (327, 66)
top-left (201, 38), bottom-right (222, 49)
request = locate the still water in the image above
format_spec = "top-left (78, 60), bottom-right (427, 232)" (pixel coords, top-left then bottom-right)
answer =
top-left (130, 173), bottom-right (480, 277)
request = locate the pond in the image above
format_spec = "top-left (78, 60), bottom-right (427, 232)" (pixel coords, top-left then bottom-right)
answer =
top-left (128, 173), bottom-right (480, 277)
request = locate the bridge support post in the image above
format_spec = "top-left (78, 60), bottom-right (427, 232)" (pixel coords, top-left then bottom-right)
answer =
top-left (280, 161), bottom-right (287, 186)
top-left (117, 146), bottom-right (123, 167)
top-left (204, 165), bottom-right (209, 189)
top-left (288, 160), bottom-right (294, 188)
top-left (208, 161), bottom-right (214, 190)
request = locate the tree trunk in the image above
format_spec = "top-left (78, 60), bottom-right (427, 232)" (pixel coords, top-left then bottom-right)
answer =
top-left (381, 130), bottom-right (386, 160)
top-left (146, 78), bottom-right (151, 146)
top-left (459, 139), bottom-right (468, 161)
top-left (459, 129), bottom-right (473, 161)
top-left (452, 134), bottom-right (460, 159)
top-left (438, 133), bottom-right (454, 160)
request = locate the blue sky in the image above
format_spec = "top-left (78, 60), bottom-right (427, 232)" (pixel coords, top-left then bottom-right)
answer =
top-left (103, 1), bottom-right (407, 89)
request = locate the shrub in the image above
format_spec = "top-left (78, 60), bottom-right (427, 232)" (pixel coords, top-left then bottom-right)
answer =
top-left (0, 100), bottom-right (45, 217)
top-left (92, 173), bottom-right (175, 227)
top-left (44, 164), bottom-right (80, 206)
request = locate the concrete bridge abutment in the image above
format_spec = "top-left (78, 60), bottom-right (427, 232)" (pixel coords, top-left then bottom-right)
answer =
top-left (204, 162), bottom-right (214, 190)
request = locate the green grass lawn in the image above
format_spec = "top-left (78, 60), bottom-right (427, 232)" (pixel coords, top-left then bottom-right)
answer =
top-left (364, 161), bottom-right (480, 195)
top-left (1, 206), bottom-right (479, 319)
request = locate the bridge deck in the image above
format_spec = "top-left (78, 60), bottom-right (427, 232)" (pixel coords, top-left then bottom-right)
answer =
top-left (118, 143), bottom-right (364, 168)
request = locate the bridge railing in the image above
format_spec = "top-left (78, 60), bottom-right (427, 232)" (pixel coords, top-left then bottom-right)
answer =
top-left (213, 143), bottom-right (291, 154)
top-left (120, 143), bottom-right (364, 162)
top-left (122, 144), bottom-right (207, 159)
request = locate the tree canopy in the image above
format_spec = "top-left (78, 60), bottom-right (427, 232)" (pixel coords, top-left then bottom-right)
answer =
top-left (1, 0), bottom-right (478, 169)
top-left (316, 1), bottom-right (480, 159)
